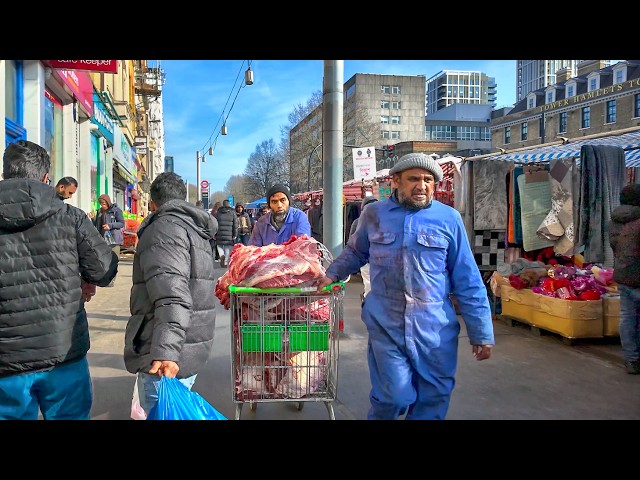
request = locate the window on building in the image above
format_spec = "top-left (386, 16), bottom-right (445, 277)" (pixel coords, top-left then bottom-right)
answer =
top-left (505, 126), bottom-right (511, 144)
top-left (559, 112), bottom-right (567, 133)
top-left (380, 100), bottom-right (389, 109)
top-left (606, 100), bottom-right (617, 123)
top-left (521, 122), bottom-right (528, 141)
top-left (391, 101), bottom-right (401, 109)
top-left (380, 115), bottom-right (389, 124)
top-left (589, 78), bottom-right (597, 91)
top-left (634, 93), bottom-right (640, 118)
top-left (391, 131), bottom-right (400, 140)
top-left (567, 85), bottom-right (574, 97)
top-left (528, 98), bottom-right (534, 109)
top-left (391, 116), bottom-right (400, 125)
top-left (391, 86), bottom-right (400, 94)
top-left (581, 106), bottom-right (591, 129)
top-left (381, 130), bottom-right (390, 139)
top-left (346, 83), bottom-right (356, 99)
top-left (615, 70), bottom-right (624, 84)
top-left (546, 92), bottom-right (553, 103)
top-left (381, 85), bottom-right (390, 94)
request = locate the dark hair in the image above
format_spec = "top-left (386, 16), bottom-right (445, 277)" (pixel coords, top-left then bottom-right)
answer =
top-left (2, 140), bottom-right (50, 180)
top-left (150, 172), bottom-right (187, 207)
top-left (223, 200), bottom-right (230, 207)
top-left (55, 176), bottom-right (78, 188)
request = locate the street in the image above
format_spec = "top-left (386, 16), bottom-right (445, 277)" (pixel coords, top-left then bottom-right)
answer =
top-left (85, 256), bottom-right (640, 420)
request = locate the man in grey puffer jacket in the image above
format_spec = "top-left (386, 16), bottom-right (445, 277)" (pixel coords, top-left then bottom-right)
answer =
top-left (125, 172), bottom-right (219, 416)
top-left (0, 140), bottom-right (118, 420)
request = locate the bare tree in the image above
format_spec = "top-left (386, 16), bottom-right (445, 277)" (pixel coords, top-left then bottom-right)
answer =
top-left (223, 174), bottom-right (254, 205)
top-left (243, 139), bottom-right (287, 198)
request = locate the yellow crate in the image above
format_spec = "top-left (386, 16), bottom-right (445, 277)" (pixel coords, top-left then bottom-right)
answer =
top-left (500, 285), bottom-right (538, 322)
top-left (602, 295), bottom-right (620, 337)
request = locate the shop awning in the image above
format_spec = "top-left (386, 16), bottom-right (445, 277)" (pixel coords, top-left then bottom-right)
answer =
top-left (483, 130), bottom-right (640, 167)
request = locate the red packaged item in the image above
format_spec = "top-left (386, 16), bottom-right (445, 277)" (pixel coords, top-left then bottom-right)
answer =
top-left (508, 274), bottom-right (528, 290)
top-left (538, 277), bottom-right (556, 295)
top-left (555, 286), bottom-right (578, 300)
top-left (577, 289), bottom-right (601, 301)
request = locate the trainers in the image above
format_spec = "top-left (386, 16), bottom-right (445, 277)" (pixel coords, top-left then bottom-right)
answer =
top-left (624, 360), bottom-right (640, 374)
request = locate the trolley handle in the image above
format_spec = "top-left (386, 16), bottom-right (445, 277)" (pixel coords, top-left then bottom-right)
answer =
top-left (229, 282), bottom-right (345, 294)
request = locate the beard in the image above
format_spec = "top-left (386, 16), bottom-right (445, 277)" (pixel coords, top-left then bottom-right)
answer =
top-left (272, 209), bottom-right (287, 224)
top-left (397, 190), bottom-right (433, 210)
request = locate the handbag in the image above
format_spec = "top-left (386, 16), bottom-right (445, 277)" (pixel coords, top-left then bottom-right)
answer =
top-left (146, 376), bottom-right (227, 420)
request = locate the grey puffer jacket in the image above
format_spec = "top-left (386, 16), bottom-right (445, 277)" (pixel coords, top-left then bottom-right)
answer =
top-left (125, 199), bottom-right (219, 378)
top-left (0, 178), bottom-right (118, 378)
top-left (609, 204), bottom-right (640, 287)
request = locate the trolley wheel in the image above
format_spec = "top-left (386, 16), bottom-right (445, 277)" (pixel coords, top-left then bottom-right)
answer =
top-left (562, 337), bottom-right (576, 346)
top-left (297, 402), bottom-right (304, 411)
top-left (250, 402), bottom-right (257, 411)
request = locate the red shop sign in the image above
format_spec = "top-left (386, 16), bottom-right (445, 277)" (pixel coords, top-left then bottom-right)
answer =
top-left (48, 60), bottom-right (118, 74)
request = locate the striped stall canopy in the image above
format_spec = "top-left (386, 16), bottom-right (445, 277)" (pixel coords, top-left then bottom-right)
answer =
top-left (485, 130), bottom-right (640, 167)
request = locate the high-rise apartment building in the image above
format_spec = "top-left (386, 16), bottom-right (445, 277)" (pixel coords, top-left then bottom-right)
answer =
top-left (516, 60), bottom-right (614, 103)
top-left (425, 70), bottom-right (496, 116)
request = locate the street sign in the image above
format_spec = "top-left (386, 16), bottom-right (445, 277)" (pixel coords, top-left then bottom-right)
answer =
top-left (200, 180), bottom-right (209, 190)
top-left (352, 146), bottom-right (377, 180)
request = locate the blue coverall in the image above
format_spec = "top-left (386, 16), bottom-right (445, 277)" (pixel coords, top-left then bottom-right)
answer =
top-left (248, 207), bottom-right (311, 246)
top-left (325, 193), bottom-right (494, 420)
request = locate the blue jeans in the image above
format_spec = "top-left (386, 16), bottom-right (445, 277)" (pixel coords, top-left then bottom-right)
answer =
top-left (137, 372), bottom-right (197, 416)
top-left (0, 357), bottom-right (92, 420)
top-left (618, 285), bottom-right (640, 363)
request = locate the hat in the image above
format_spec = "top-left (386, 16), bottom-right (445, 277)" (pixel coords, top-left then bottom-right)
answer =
top-left (389, 153), bottom-right (443, 183)
top-left (98, 194), bottom-right (112, 207)
top-left (266, 184), bottom-right (291, 203)
top-left (361, 195), bottom-right (378, 209)
top-left (620, 184), bottom-right (640, 207)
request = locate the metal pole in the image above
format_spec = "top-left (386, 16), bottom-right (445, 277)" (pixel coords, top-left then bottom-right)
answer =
top-left (196, 151), bottom-right (201, 202)
top-left (322, 60), bottom-right (344, 258)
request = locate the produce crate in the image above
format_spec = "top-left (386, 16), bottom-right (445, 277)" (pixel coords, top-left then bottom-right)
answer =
top-left (500, 285), bottom-right (603, 340)
top-left (288, 323), bottom-right (329, 351)
top-left (602, 294), bottom-right (620, 337)
top-left (241, 324), bottom-right (284, 352)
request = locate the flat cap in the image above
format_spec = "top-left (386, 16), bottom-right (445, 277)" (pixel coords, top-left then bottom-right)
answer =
top-left (389, 153), bottom-right (443, 183)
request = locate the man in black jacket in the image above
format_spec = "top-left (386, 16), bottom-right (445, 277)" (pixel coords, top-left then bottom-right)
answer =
top-left (0, 140), bottom-right (118, 420)
top-left (125, 172), bottom-right (219, 417)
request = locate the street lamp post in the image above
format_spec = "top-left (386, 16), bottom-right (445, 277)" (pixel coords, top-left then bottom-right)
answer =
top-left (196, 150), bottom-right (206, 202)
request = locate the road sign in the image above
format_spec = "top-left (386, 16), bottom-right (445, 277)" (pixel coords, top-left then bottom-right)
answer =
top-left (200, 180), bottom-right (209, 190)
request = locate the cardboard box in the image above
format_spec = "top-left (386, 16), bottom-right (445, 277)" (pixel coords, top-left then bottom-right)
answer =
top-left (500, 285), bottom-right (603, 339)
top-left (531, 294), bottom-right (602, 338)
top-left (602, 294), bottom-right (620, 337)
top-left (500, 285), bottom-right (539, 322)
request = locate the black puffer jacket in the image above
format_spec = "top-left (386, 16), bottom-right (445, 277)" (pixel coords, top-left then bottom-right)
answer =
top-left (609, 204), bottom-right (640, 287)
top-left (0, 179), bottom-right (118, 377)
top-left (125, 199), bottom-right (219, 378)
top-left (215, 205), bottom-right (237, 246)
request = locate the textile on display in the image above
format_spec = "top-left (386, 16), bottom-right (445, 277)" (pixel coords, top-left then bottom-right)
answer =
top-left (473, 159), bottom-right (512, 230)
top-left (516, 173), bottom-right (555, 252)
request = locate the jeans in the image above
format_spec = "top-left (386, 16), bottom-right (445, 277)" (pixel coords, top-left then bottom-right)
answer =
top-left (137, 372), bottom-right (197, 416)
top-left (618, 285), bottom-right (640, 363)
top-left (236, 234), bottom-right (250, 246)
top-left (0, 357), bottom-right (92, 420)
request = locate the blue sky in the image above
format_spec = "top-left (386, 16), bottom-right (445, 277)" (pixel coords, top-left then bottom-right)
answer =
top-left (160, 60), bottom-right (518, 194)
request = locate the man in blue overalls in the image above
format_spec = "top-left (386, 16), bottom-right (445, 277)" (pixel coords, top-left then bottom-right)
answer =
top-left (317, 153), bottom-right (495, 420)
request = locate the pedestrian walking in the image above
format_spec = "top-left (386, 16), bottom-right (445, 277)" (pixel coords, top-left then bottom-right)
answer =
top-left (308, 197), bottom-right (323, 244)
top-left (348, 195), bottom-right (378, 303)
top-left (0, 140), bottom-right (118, 420)
top-left (124, 172), bottom-right (219, 417)
top-left (215, 199), bottom-right (238, 267)
top-left (316, 153), bottom-right (495, 420)
top-left (234, 204), bottom-right (252, 245)
top-left (89, 194), bottom-right (125, 286)
top-left (249, 184), bottom-right (311, 246)
top-left (608, 183), bottom-right (640, 374)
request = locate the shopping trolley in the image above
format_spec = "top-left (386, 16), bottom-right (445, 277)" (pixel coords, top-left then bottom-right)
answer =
top-left (229, 282), bottom-right (345, 420)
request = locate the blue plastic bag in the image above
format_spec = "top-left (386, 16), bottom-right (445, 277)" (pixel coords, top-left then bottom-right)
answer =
top-left (146, 376), bottom-right (227, 420)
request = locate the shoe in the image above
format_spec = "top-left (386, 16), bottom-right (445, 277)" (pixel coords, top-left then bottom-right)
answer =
top-left (220, 255), bottom-right (226, 268)
top-left (106, 280), bottom-right (116, 288)
top-left (624, 360), bottom-right (640, 374)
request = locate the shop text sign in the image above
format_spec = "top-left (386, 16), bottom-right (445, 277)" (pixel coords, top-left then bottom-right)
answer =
top-left (352, 146), bottom-right (377, 180)
top-left (48, 60), bottom-right (118, 74)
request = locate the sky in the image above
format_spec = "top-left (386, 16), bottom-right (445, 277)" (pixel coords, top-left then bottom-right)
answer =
top-left (160, 60), bottom-right (518, 195)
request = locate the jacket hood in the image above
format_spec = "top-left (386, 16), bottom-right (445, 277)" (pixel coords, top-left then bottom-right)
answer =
top-left (138, 199), bottom-right (217, 241)
top-left (611, 204), bottom-right (640, 224)
top-left (0, 178), bottom-right (64, 231)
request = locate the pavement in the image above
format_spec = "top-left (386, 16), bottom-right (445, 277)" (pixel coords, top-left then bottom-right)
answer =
top-left (85, 255), bottom-right (640, 420)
